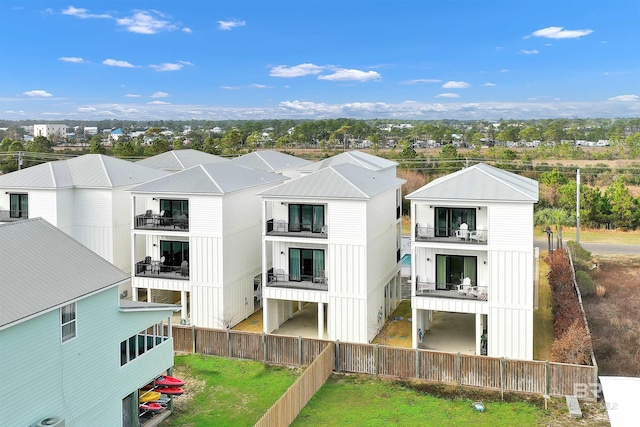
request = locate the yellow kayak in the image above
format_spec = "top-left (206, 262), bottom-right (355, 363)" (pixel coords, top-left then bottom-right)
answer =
top-left (139, 390), bottom-right (162, 403)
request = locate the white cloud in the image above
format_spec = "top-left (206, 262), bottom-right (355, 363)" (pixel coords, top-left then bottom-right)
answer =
top-left (483, 82), bottom-right (497, 87)
top-left (400, 79), bottom-right (441, 85)
top-left (61, 6), bottom-right (111, 19)
top-left (520, 49), bottom-right (539, 55)
top-left (318, 69), bottom-right (381, 82)
top-left (150, 61), bottom-right (193, 72)
top-left (218, 19), bottom-right (246, 30)
top-left (117, 11), bottom-right (177, 34)
top-left (250, 84), bottom-right (270, 89)
top-left (125, 94), bottom-right (141, 98)
top-left (78, 107), bottom-right (97, 112)
top-left (607, 94), bottom-right (638, 102)
top-left (59, 57), bottom-right (86, 63)
top-left (500, 69), bottom-right (509, 73)
top-left (150, 92), bottom-right (170, 98)
top-left (103, 58), bottom-right (136, 68)
top-left (23, 90), bottom-right (53, 97)
top-left (442, 81), bottom-right (470, 89)
top-left (530, 26), bottom-right (593, 39)
top-left (221, 86), bottom-right (239, 90)
top-left (495, 46), bottom-right (503, 51)
top-left (182, 27), bottom-right (192, 33)
top-left (270, 63), bottom-right (324, 77)
top-left (147, 100), bottom-right (171, 105)
top-left (435, 93), bottom-right (460, 98)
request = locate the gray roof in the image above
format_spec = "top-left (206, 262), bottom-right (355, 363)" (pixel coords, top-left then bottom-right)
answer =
top-left (298, 150), bottom-right (397, 174)
top-left (230, 150), bottom-right (312, 172)
top-left (0, 218), bottom-right (128, 329)
top-left (406, 163), bottom-right (539, 203)
top-left (0, 154), bottom-right (168, 189)
top-left (136, 149), bottom-right (228, 171)
top-left (259, 163), bottom-right (405, 199)
top-left (128, 161), bottom-right (288, 195)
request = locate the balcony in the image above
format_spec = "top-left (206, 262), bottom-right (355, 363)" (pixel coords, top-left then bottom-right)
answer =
top-left (415, 224), bottom-right (487, 245)
top-left (265, 219), bottom-right (327, 239)
top-left (415, 278), bottom-right (488, 301)
top-left (135, 259), bottom-right (189, 280)
top-left (134, 212), bottom-right (188, 231)
top-left (267, 271), bottom-right (328, 291)
top-left (0, 210), bottom-right (28, 222)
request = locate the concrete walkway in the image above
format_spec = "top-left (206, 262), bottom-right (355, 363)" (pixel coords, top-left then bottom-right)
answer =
top-left (418, 311), bottom-right (476, 354)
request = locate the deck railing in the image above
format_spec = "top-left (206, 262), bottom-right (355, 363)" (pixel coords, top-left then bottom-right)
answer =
top-left (415, 224), bottom-right (488, 243)
top-left (266, 219), bottom-right (327, 237)
top-left (0, 210), bottom-right (28, 222)
top-left (416, 279), bottom-right (488, 300)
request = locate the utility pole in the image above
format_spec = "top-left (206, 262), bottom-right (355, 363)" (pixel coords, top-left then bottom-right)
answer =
top-left (576, 169), bottom-right (580, 244)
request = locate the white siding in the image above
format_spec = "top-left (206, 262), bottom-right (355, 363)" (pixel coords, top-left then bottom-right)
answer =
top-left (190, 195), bottom-right (223, 235)
top-left (488, 203), bottom-right (533, 247)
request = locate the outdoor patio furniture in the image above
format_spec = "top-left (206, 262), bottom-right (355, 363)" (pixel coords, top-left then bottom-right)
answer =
top-left (469, 225), bottom-right (486, 242)
top-left (457, 277), bottom-right (473, 295)
top-left (455, 223), bottom-right (469, 240)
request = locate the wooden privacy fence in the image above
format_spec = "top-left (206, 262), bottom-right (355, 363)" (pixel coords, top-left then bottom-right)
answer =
top-left (255, 343), bottom-right (335, 427)
top-left (172, 326), bottom-right (597, 401)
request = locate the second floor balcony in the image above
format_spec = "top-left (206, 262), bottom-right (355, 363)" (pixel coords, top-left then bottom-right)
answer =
top-left (267, 269), bottom-right (328, 291)
top-left (0, 209), bottom-right (28, 222)
top-left (415, 224), bottom-right (487, 244)
top-left (134, 210), bottom-right (189, 231)
top-left (415, 276), bottom-right (488, 301)
top-left (266, 219), bottom-right (327, 238)
top-left (135, 257), bottom-right (189, 280)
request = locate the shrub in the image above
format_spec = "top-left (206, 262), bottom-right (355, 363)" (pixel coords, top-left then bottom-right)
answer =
top-left (551, 319), bottom-right (593, 365)
top-left (595, 284), bottom-right (606, 297)
top-left (576, 270), bottom-right (595, 296)
top-left (567, 241), bottom-right (593, 272)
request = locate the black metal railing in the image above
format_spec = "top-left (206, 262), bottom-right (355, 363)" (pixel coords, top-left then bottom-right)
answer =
top-left (134, 214), bottom-right (189, 231)
top-left (415, 278), bottom-right (488, 300)
top-left (265, 219), bottom-right (327, 237)
top-left (135, 259), bottom-right (189, 280)
top-left (415, 224), bottom-right (488, 243)
top-left (267, 272), bottom-right (328, 290)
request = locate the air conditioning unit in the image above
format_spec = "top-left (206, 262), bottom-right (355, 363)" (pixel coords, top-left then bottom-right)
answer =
top-left (35, 417), bottom-right (65, 427)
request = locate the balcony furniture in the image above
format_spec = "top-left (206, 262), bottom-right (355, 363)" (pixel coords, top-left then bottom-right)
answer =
top-left (174, 212), bottom-right (188, 229)
top-left (276, 220), bottom-right (286, 232)
top-left (416, 224), bottom-right (434, 239)
top-left (417, 276), bottom-right (435, 293)
top-left (471, 286), bottom-right (488, 300)
top-left (455, 223), bottom-right (469, 240)
top-left (180, 260), bottom-right (189, 277)
top-left (469, 225), bottom-right (487, 242)
top-left (313, 270), bottom-right (326, 284)
top-left (273, 269), bottom-right (287, 282)
top-left (457, 277), bottom-right (473, 295)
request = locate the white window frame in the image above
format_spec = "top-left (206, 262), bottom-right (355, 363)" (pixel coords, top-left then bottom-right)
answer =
top-left (61, 302), bottom-right (77, 343)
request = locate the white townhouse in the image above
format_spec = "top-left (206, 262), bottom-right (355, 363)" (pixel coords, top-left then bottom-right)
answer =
top-left (259, 163), bottom-right (406, 343)
top-left (0, 219), bottom-right (178, 427)
top-left (406, 163), bottom-right (539, 360)
top-left (0, 154), bottom-right (168, 297)
top-left (297, 150), bottom-right (398, 177)
top-left (127, 162), bottom-right (288, 328)
top-left (33, 123), bottom-right (67, 139)
top-left (230, 149), bottom-right (313, 179)
top-left (136, 149), bottom-right (228, 172)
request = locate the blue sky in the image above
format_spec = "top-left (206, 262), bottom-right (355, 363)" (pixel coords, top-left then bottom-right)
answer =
top-left (1, 1), bottom-right (638, 121)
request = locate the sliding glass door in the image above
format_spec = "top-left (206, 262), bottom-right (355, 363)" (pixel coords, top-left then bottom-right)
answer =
top-left (289, 204), bottom-right (325, 233)
top-left (434, 207), bottom-right (476, 237)
top-left (289, 248), bottom-right (324, 281)
top-left (435, 254), bottom-right (477, 290)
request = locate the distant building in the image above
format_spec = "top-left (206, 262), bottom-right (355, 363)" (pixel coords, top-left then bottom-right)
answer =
top-left (33, 124), bottom-right (67, 139)
top-left (84, 126), bottom-right (98, 136)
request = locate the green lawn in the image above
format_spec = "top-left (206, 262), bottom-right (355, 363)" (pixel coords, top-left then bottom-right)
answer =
top-left (533, 254), bottom-right (554, 361)
top-left (534, 226), bottom-right (640, 245)
top-left (161, 354), bottom-right (299, 427)
top-left (292, 375), bottom-right (549, 427)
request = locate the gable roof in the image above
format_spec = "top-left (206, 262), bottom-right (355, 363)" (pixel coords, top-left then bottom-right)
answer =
top-left (0, 218), bottom-right (128, 330)
top-left (406, 163), bottom-right (539, 203)
top-left (230, 150), bottom-right (312, 172)
top-left (259, 163), bottom-right (405, 199)
top-left (298, 150), bottom-right (397, 174)
top-left (128, 161), bottom-right (288, 195)
top-left (136, 149), bottom-right (228, 171)
top-left (0, 154), bottom-right (168, 189)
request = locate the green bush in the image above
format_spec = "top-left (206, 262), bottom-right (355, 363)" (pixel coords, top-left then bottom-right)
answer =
top-left (567, 241), bottom-right (593, 272)
top-left (576, 270), bottom-right (595, 296)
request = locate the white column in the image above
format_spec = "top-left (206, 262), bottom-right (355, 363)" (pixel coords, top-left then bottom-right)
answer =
top-left (262, 298), bottom-right (270, 333)
top-left (132, 287), bottom-right (138, 302)
top-left (298, 301), bottom-right (304, 311)
top-left (318, 302), bottom-right (325, 340)
top-left (181, 291), bottom-right (187, 322)
top-left (147, 287), bottom-right (152, 303)
top-left (475, 313), bottom-right (483, 355)
top-left (424, 309), bottom-right (430, 331)
top-left (412, 308), bottom-right (419, 348)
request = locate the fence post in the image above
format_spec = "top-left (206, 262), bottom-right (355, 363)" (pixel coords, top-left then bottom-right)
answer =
top-left (457, 352), bottom-right (462, 385)
top-left (545, 361), bottom-right (550, 409)
top-left (226, 328), bottom-right (231, 356)
top-left (335, 340), bottom-right (340, 373)
top-left (191, 325), bottom-right (196, 354)
top-left (262, 333), bottom-right (267, 362)
top-left (500, 357), bottom-right (505, 400)
top-left (298, 336), bottom-right (303, 367)
top-left (375, 344), bottom-right (380, 376)
top-left (415, 348), bottom-right (420, 379)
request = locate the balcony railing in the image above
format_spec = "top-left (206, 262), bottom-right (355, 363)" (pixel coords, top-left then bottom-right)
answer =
top-left (415, 224), bottom-right (488, 244)
top-left (0, 210), bottom-right (28, 222)
top-left (134, 213), bottom-right (188, 231)
top-left (267, 271), bottom-right (328, 291)
top-left (266, 219), bottom-right (327, 238)
top-left (135, 259), bottom-right (189, 280)
top-left (415, 278), bottom-right (488, 301)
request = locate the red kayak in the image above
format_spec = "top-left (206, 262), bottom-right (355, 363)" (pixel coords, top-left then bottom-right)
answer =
top-left (140, 402), bottom-right (164, 412)
top-left (155, 375), bottom-right (185, 387)
top-left (155, 386), bottom-right (184, 396)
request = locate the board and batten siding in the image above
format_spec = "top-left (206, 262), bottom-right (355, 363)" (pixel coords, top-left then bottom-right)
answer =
top-left (0, 287), bottom-right (174, 426)
top-left (328, 295), bottom-right (367, 343)
top-left (488, 305), bottom-right (533, 359)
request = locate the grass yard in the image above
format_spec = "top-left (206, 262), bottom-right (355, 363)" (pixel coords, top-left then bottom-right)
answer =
top-left (159, 354), bottom-right (300, 427)
top-left (533, 252), bottom-right (554, 361)
top-left (293, 375), bottom-right (556, 427)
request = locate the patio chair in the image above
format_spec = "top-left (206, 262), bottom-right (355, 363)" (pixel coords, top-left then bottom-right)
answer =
top-left (457, 277), bottom-right (473, 295)
top-left (455, 223), bottom-right (469, 240)
top-left (470, 225), bottom-right (486, 242)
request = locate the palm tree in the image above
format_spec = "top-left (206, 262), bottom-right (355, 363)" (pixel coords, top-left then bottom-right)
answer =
top-left (534, 208), bottom-right (573, 251)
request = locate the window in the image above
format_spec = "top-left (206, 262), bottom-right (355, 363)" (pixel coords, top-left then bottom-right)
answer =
top-left (435, 255), bottom-right (477, 290)
top-left (9, 193), bottom-right (28, 218)
top-left (61, 302), bottom-right (76, 342)
top-left (289, 248), bottom-right (324, 281)
top-left (159, 199), bottom-right (189, 220)
top-left (120, 322), bottom-right (169, 366)
top-left (289, 204), bottom-right (324, 233)
top-left (434, 207), bottom-right (476, 237)
top-left (160, 240), bottom-right (189, 269)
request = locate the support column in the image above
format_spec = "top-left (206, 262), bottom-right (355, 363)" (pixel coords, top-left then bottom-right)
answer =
top-left (147, 287), bottom-right (152, 303)
top-left (318, 302), bottom-right (325, 340)
top-left (181, 291), bottom-right (187, 322)
top-left (475, 313), bottom-right (483, 356)
top-left (424, 310), bottom-right (430, 331)
top-left (412, 308), bottom-right (419, 348)
top-left (391, 277), bottom-right (397, 309)
top-left (298, 301), bottom-right (304, 311)
top-left (262, 298), bottom-right (270, 333)
top-left (132, 287), bottom-right (138, 302)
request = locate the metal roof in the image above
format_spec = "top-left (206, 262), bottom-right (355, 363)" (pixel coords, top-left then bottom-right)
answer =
top-left (0, 218), bottom-right (128, 329)
top-left (230, 150), bottom-right (312, 172)
top-left (128, 161), bottom-right (288, 195)
top-left (406, 163), bottom-right (539, 203)
top-left (298, 150), bottom-right (398, 173)
top-left (136, 149), bottom-right (228, 171)
top-left (0, 154), bottom-right (168, 189)
top-left (259, 163), bottom-right (405, 199)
